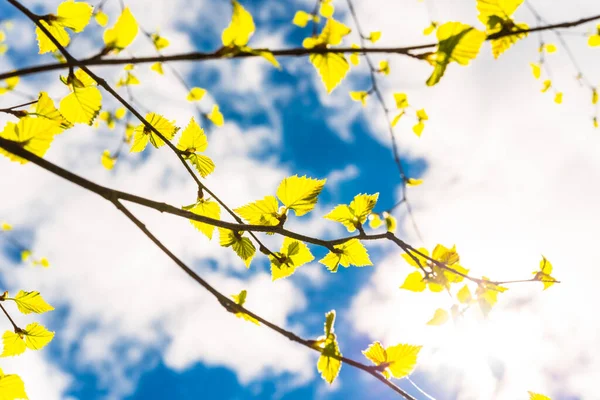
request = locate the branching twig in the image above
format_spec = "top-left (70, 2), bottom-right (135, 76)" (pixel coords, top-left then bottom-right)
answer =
top-left (1, 13), bottom-right (600, 81)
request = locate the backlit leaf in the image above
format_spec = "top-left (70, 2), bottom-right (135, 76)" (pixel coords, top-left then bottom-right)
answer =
top-left (103, 7), bottom-right (138, 52)
top-left (10, 291), bottom-right (54, 315)
top-left (218, 228), bottom-right (256, 268)
top-left (0, 368), bottom-right (28, 400)
top-left (184, 198), bottom-right (220, 240)
top-left (426, 22), bottom-right (485, 86)
top-left (222, 0), bottom-right (255, 47)
top-left (427, 308), bottom-right (449, 325)
top-left (276, 175), bottom-right (326, 216)
top-left (319, 239), bottom-right (372, 272)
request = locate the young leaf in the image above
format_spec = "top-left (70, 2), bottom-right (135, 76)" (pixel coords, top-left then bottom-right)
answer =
top-left (59, 69), bottom-right (102, 125)
top-left (456, 284), bottom-right (473, 304)
top-left (426, 22), bottom-right (485, 86)
top-left (235, 196), bottom-right (280, 227)
top-left (319, 239), bottom-right (372, 272)
top-left (309, 53), bottom-right (350, 94)
top-left (9, 291), bottom-right (54, 315)
top-left (532, 256), bottom-right (557, 290)
top-left (0, 117), bottom-right (56, 164)
top-left (131, 113), bottom-right (179, 152)
top-left (151, 33), bottom-right (169, 50)
top-left (103, 7), bottom-right (138, 52)
top-left (477, 0), bottom-right (528, 58)
top-left (231, 290), bottom-right (259, 325)
top-left (1, 331), bottom-right (26, 357)
top-left (0, 368), bottom-right (28, 400)
top-left (276, 175), bottom-right (326, 216)
top-left (528, 392), bottom-right (551, 400)
top-left (177, 117), bottom-right (215, 178)
top-left (303, 18), bottom-right (352, 93)
top-left (292, 11), bottom-right (313, 28)
top-left (350, 91), bottom-right (368, 107)
top-left (101, 150), bottom-right (116, 170)
top-left (222, 0), bottom-right (255, 47)
top-left (94, 9), bottom-right (109, 27)
top-left (476, 277), bottom-right (508, 316)
top-left (270, 237), bottom-right (314, 281)
top-left (218, 228), bottom-right (256, 268)
top-left (186, 87), bottom-right (206, 102)
top-left (316, 310), bottom-right (342, 384)
top-left (32, 92), bottom-right (72, 131)
top-left (1, 323), bottom-right (54, 357)
top-left (324, 193), bottom-right (379, 232)
top-left (35, 1), bottom-right (93, 54)
top-left (207, 105), bottom-right (224, 127)
top-left (362, 341), bottom-right (421, 379)
top-left (317, 339), bottom-right (342, 384)
top-left (183, 199), bottom-right (221, 240)
top-left (426, 308), bottom-right (449, 325)
top-left (400, 271), bottom-right (426, 292)
top-left (0, 77), bottom-right (19, 95)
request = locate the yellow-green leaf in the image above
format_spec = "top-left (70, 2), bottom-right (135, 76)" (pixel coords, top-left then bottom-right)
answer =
top-left (292, 11), bottom-right (312, 28)
top-left (324, 193), bottom-right (379, 232)
top-left (218, 228), bottom-right (256, 268)
top-left (177, 117), bottom-right (215, 178)
top-left (231, 290), bottom-right (259, 325)
top-left (21, 323), bottom-right (54, 351)
top-left (1, 331), bottom-right (26, 357)
top-left (426, 22), bottom-right (485, 86)
top-left (103, 7), bottom-right (138, 52)
top-left (151, 33), bottom-right (169, 50)
top-left (427, 308), bottom-right (449, 325)
top-left (186, 87), bottom-right (206, 102)
top-left (184, 199), bottom-right (221, 240)
top-left (151, 62), bottom-right (164, 75)
top-left (0, 117), bottom-right (56, 164)
top-left (309, 52), bottom-right (350, 94)
top-left (94, 10), bottom-right (109, 27)
top-left (362, 341), bottom-right (421, 379)
top-left (317, 338), bottom-right (341, 384)
top-left (270, 237), bottom-right (314, 281)
top-left (350, 91), bottom-right (368, 106)
top-left (235, 196), bottom-right (280, 227)
top-left (319, 239), bottom-right (372, 272)
top-left (131, 112), bottom-right (178, 152)
top-left (528, 392), bottom-right (551, 400)
top-left (35, 1), bottom-right (93, 54)
top-left (222, 0), bottom-right (255, 47)
top-left (207, 105), bottom-right (224, 127)
top-left (400, 271), bottom-right (426, 292)
top-left (33, 92), bottom-right (72, 131)
top-left (101, 150), bottom-right (116, 170)
top-left (276, 175), bottom-right (326, 216)
top-left (10, 291), bottom-right (54, 315)
top-left (0, 368), bottom-right (28, 400)
top-left (457, 284), bottom-right (473, 304)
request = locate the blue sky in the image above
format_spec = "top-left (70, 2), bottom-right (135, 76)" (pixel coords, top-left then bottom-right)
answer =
top-left (1, 0), bottom-right (600, 399)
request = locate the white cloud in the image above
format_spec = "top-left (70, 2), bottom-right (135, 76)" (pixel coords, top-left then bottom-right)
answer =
top-left (0, 1), bottom-right (324, 398)
top-left (345, 1), bottom-right (600, 399)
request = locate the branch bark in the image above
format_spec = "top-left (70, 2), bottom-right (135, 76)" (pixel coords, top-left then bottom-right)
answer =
top-left (1, 13), bottom-right (599, 81)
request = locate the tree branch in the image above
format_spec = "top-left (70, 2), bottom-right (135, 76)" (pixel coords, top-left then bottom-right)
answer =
top-left (1, 13), bottom-right (599, 81)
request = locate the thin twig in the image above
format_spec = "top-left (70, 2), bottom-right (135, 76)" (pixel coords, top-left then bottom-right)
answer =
top-left (1, 13), bottom-right (600, 81)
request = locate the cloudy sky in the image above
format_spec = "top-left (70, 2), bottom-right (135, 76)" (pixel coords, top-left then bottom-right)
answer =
top-left (1, 0), bottom-right (599, 399)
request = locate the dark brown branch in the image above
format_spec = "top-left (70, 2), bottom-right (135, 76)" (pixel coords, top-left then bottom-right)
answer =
top-left (1, 13), bottom-right (600, 81)
top-left (115, 200), bottom-right (415, 399)
top-left (6, 0), bottom-right (275, 261)
top-left (0, 136), bottom-right (548, 289)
